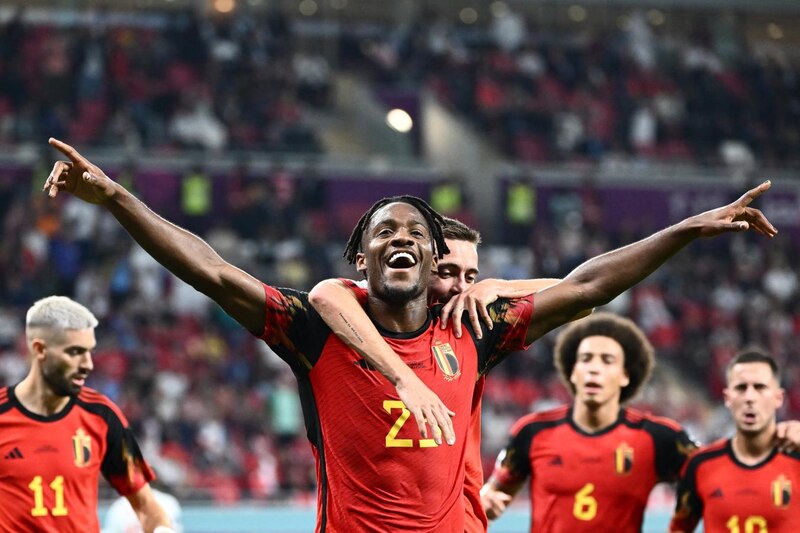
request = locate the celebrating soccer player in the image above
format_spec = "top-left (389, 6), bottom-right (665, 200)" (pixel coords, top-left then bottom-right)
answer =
top-left (43, 137), bottom-right (777, 531)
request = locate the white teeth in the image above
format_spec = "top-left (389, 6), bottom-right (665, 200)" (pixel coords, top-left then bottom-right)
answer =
top-left (388, 252), bottom-right (416, 266)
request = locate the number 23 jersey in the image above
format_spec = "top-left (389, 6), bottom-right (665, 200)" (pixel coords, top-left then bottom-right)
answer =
top-left (258, 283), bottom-right (534, 532)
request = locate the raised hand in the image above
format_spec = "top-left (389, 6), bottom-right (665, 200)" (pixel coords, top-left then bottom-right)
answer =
top-left (43, 138), bottom-right (118, 205)
top-left (691, 181), bottom-right (778, 238)
top-left (439, 279), bottom-right (505, 339)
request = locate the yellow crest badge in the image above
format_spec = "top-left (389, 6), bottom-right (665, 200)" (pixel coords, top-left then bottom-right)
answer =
top-left (614, 442), bottom-right (634, 475)
top-left (772, 474), bottom-right (791, 508)
top-left (432, 342), bottom-right (460, 381)
top-left (72, 428), bottom-right (92, 468)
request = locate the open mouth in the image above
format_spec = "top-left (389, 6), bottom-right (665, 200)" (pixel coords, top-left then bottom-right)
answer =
top-left (742, 411), bottom-right (758, 424)
top-left (72, 375), bottom-right (88, 386)
top-left (386, 251), bottom-right (418, 269)
top-left (584, 381), bottom-right (602, 393)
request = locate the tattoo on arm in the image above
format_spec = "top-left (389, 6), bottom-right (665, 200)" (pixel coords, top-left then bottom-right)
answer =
top-left (339, 313), bottom-right (365, 344)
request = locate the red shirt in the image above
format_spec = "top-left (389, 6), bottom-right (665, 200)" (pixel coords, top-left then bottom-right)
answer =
top-left (670, 439), bottom-right (800, 533)
top-left (258, 283), bottom-right (534, 532)
top-left (493, 406), bottom-right (694, 533)
top-left (0, 386), bottom-right (154, 533)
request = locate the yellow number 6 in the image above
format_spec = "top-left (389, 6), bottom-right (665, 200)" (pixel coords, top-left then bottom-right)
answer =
top-left (573, 483), bottom-right (597, 521)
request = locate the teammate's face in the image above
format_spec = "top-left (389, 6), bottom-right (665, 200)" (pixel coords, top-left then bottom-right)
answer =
top-left (37, 328), bottom-right (96, 397)
top-left (428, 238), bottom-right (479, 304)
top-left (570, 335), bottom-right (630, 408)
top-left (356, 202), bottom-right (436, 304)
top-left (724, 362), bottom-right (784, 437)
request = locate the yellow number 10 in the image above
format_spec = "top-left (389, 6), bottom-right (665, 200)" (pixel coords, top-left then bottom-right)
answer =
top-left (726, 515), bottom-right (767, 533)
top-left (28, 475), bottom-right (68, 517)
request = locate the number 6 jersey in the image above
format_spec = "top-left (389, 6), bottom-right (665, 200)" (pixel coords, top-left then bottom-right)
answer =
top-left (492, 406), bottom-right (695, 532)
top-left (0, 386), bottom-right (155, 533)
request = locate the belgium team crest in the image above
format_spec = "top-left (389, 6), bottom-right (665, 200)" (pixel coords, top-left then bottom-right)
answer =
top-left (614, 442), bottom-right (634, 475)
top-left (772, 474), bottom-right (792, 508)
top-left (72, 428), bottom-right (92, 468)
top-left (432, 341), bottom-right (460, 381)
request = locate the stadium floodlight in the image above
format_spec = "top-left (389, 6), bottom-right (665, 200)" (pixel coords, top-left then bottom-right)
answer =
top-left (386, 109), bottom-right (413, 134)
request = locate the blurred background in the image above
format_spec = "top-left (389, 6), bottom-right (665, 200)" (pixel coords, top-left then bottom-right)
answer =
top-left (0, 0), bottom-right (799, 531)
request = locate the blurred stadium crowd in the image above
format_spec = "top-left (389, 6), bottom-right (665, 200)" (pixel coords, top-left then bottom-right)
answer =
top-left (1, 8), bottom-right (799, 165)
top-left (0, 6), bottom-right (799, 504)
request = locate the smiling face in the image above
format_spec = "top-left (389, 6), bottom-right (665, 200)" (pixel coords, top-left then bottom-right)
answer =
top-left (724, 362), bottom-right (784, 437)
top-left (570, 335), bottom-right (630, 409)
top-left (428, 238), bottom-right (479, 305)
top-left (355, 202), bottom-right (436, 305)
top-left (34, 328), bottom-right (96, 397)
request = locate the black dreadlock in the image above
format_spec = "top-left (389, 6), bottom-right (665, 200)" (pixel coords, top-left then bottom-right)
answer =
top-left (343, 195), bottom-right (450, 265)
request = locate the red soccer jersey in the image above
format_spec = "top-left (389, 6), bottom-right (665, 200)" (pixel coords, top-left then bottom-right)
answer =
top-left (258, 283), bottom-right (534, 532)
top-left (0, 386), bottom-right (154, 533)
top-left (670, 439), bottom-right (800, 533)
top-left (463, 375), bottom-right (488, 533)
top-left (493, 406), bottom-right (695, 533)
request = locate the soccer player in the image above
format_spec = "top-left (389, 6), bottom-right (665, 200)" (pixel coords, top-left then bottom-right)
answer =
top-left (670, 350), bottom-right (800, 533)
top-left (310, 217), bottom-right (566, 532)
top-left (480, 313), bottom-right (695, 532)
top-left (0, 296), bottom-right (174, 533)
top-left (43, 137), bottom-right (776, 531)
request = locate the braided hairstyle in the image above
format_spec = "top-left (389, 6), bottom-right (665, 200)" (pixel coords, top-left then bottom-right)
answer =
top-left (343, 195), bottom-right (450, 265)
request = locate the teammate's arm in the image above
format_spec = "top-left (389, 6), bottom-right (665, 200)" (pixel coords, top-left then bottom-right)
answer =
top-left (309, 278), bottom-right (456, 445)
top-left (669, 461), bottom-right (703, 533)
top-left (775, 420), bottom-right (800, 453)
top-left (43, 138), bottom-right (266, 334)
top-left (125, 484), bottom-right (174, 533)
top-left (480, 475), bottom-right (524, 520)
top-left (522, 182), bottom-right (776, 344)
top-left (441, 278), bottom-right (592, 338)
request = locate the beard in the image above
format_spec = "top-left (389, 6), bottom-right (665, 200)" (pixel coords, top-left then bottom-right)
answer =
top-left (41, 361), bottom-right (81, 397)
top-left (380, 279), bottom-right (426, 305)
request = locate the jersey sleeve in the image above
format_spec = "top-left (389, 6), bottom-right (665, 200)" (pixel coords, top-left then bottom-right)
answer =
top-left (101, 409), bottom-right (155, 497)
top-left (669, 455), bottom-right (703, 533)
top-left (258, 284), bottom-right (332, 375)
top-left (491, 420), bottom-right (536, 487)
top-left (471, 295), bottom-right (535, 376)
top-left (646, 418), bottom-right (698, 482)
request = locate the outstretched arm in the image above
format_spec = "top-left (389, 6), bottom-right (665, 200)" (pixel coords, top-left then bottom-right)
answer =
top-left (43, 139), bottom-right (266, 334)
top-left (440, 278), bottom-right (592, 338)
top-left (525, 182), bottom-right (776, 343)
top-left (126, 484), bottom-right (174, 533)
top-left (309, 279), bottom-right (456, 445)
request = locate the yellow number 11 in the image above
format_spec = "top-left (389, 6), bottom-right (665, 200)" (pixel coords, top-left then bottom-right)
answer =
top-left (29, 475), bottom-right (68, 517)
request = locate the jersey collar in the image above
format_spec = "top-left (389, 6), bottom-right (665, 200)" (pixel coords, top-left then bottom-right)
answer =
top-left (8, 385), bottom-right (77, 422)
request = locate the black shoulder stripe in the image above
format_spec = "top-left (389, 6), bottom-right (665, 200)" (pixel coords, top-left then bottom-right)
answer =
top-left (75, 396), bottom-right (124, 426)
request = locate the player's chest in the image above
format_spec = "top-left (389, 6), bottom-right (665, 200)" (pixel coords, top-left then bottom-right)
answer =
top-left (0, 413), bottom-right (105, 481)
top-left (532, 430), bottom-right (656, 495)
top-left (699, 459), bottom-right (800, 524)
top-left (314, 334), bottom-right (478, 404)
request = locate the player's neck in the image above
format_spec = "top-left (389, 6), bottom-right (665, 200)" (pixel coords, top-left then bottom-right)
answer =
top-left (572, 399), bottom-right (620, 433)
top-left (368, 293), bottom-right (430, 333)
top-left (731, 426), bottom-right (775, 466)
top-left (15, 374), bottom-right (71, 416)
